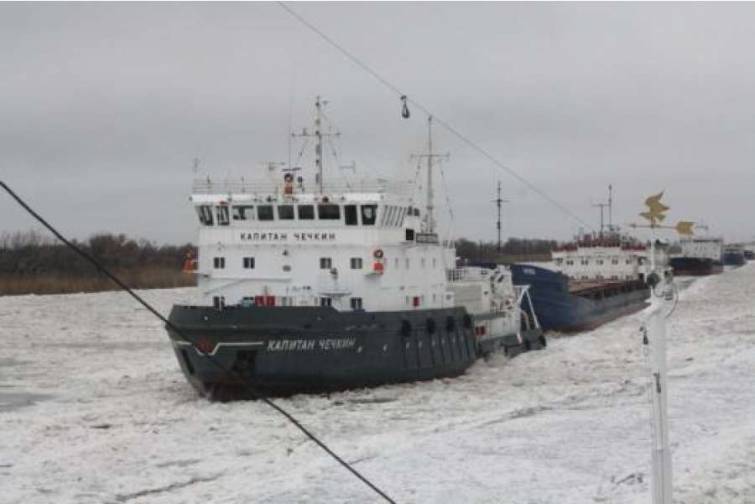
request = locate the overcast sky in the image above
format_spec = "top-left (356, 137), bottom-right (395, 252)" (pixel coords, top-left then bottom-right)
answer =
top-left (2, 2), bottom-right (754, 245)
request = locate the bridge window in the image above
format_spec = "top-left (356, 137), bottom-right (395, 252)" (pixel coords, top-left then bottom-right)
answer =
top-left (350, 257), bottom-right (363, 269)
top-left (345, 205), bottom-right (358, 225)
top-left (278, 205), bottom-right (295, 220)
top-left (361, 205), bottom-right (377, 225)
top-left (216, 206), bottom-right (230, 226)
top-left (298, 205), bottom-right (315, 220)
top-left (196, 205), bottom-right (214, 225)
top-left (320, 257), bottom-right (332, 269)
top-left (213, 257), bottom-right (225, 269)
top-left (350, 297), bottom-right (363, 310)
top-left (232, 205), bottom-right (254, 221)
top-left (318, 204), bottom-right (341, 220)
top-left (257, 205), bottom-right (274, 221)
top-left (243, 257), bottom-right (255, 269)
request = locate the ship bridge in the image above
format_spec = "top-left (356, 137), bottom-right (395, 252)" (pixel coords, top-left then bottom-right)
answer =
top-left (189, 176), bottom-right (455, 313)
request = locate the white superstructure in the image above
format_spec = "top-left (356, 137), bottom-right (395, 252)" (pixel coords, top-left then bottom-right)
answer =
top-left (672, 237), bottom-right (724, 263)
top-left (191, 177), bottom-right (455, 313)
top-left (551, 233), bottom-right (650, 282)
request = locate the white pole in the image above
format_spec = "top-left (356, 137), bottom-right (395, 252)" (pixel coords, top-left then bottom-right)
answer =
top-left (643, 237), bottom-right (673, 504)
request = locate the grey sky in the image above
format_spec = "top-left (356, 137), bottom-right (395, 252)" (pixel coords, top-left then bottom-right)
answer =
top-left (2, 2), bottom-right (754, 244)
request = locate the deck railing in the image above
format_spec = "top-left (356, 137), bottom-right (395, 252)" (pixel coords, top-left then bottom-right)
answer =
top-left (192, 177), bottom-right (415, 196)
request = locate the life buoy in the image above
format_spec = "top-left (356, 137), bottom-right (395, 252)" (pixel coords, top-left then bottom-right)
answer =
top-left (373, 249), bottom-right (384, 259)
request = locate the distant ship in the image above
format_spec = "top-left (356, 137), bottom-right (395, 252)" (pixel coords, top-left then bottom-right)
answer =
top-left (166, 99), bottom-right (544, 397)
top-left (669, 236), bottom-right (724, 276)
top-left (510, 231), bottom-right (654, 332)
top-left (722, 245), bottom-right (746, 267)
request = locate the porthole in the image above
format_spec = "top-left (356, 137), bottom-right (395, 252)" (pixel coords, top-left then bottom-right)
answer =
top-left (446, 316), bottom-right (456, 331)
top-left (400, 320), bottom-right (412, 337)
top-left (426, 318), bottom-right (436, 334)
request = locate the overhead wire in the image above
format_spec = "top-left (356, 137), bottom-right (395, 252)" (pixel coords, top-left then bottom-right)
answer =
top-left (276, 1), bottom-right (594, 232)
top-left (0, 180), bottom-right (398, 504)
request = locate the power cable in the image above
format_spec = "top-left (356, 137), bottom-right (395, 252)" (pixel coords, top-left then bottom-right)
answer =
top-left (276, 1), bottom-right (594, 231)
top-left (0, 180), bottom-right (398, 504)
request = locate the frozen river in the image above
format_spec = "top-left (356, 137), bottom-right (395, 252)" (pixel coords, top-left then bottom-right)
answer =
top-left (1, 265), bottom-right (754, 503)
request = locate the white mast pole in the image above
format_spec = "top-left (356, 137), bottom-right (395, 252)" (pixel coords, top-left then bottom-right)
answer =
top-left (426, 116), bottom-right (434, 233)
top-left (644, 222), bottom-right (672, 504)
top-left (315, 96), bottom-right (323, 193)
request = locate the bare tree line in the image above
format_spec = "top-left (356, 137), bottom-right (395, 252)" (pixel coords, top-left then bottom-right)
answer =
top-left (0, 231), bottom-right (196, 295)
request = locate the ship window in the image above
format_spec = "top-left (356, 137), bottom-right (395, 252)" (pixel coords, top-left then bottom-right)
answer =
top-left (232, 205), bottom-right (254, 221)
top-left (421, 258), bottom-right (426, 268)
top-left (318, 204), bottom-right (341, 220)
top-left (394, 257), bottom-right (400, 269)
top-left (257, 205), bottom-right (274, 221)
top-left (433, 258), bottom-right (437, 268)
top-left (596, 259), bottom-right (604, 265)
top-left (344, 205), bottom-right (358, 225)
top-left (196, 205), bottom-right (214, 225)
top-left (278, 205), bottom-right (295, 220)
top-left (213, 296), bottom-right (225, 310)
top-left (243, 257), bottom-right (255, 269)
top-left (611, 259), bottom-right (619, 265)
top-left (397, 207), bottom-right (407, 226)
top-left (566, 260), bottom-right (574, 265)
top-left (626, 259), bottom-right (633, 264)
top-left (555, 258), bottom-right (563, 265)
top-left (350, 257), bottom-right (363, 269)
top-left (216, 206), bottom-right (230, 226)
top-left (350, 297), bottom-right (363, 310)
top-left (581, 259), bottom-right (589, 265)
top-left (320, 297), bottom-right (332, 307)
top-left (320, 257), bottom-right (332, 269)
top-left (282, 265), bottom-right (291, 272)
top-left (213, 257), bottom-right (225, 269)
top-left (361, 205), bottom-right (377, 225)
top-left (405, 258), bottom-right (410, 269)
top-left (298, 205), bottom-right (315, 220)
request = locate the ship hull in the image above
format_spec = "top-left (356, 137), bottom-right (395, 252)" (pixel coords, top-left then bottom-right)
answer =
top-left (670, 257), bottom-right (724, 276)
top-left (510, 264), bottom-right (650, 333)
top-left (723, 252), bottom-right (746, 267)
top-left (166, 305), bottom-right (544, 397)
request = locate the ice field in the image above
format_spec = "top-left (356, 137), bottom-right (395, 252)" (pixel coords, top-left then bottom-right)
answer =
top-left (1, 265), bottom-right (754, 503)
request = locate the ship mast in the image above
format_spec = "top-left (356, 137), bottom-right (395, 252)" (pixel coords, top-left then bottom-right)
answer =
top-left (494, 181), bottom-right (509, 252)
top-left (426, 116), bottom-right (435, 233)
top-left (411, 116), bottom-right (449, 234)
top-left (291, 96), bottom-right (339, 193)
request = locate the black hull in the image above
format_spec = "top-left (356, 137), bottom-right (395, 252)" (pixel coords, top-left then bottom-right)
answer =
top-left (166, 305), bottom-right (544, 397)
top-left (670, 257), bottom-right (723, 276)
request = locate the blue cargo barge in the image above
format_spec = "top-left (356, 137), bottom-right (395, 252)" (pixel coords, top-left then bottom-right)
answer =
top-left (510, 263), bottom-right (650, 332)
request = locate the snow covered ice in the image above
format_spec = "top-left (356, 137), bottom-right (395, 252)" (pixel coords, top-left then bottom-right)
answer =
top-left (1, 265), bottom-right (754, 504)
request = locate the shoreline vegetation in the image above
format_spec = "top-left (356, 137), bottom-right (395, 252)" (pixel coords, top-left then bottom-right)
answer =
top-left (0, 231), bottom-right (196, 296)
top-left (0, 231), bottom-right (553, 296)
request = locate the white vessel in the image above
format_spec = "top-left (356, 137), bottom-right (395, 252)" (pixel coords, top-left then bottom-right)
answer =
top-left (167, 99), bottom-right (544, 396)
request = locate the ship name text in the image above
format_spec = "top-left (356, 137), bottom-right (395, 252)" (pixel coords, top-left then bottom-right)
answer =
top-left (240, 232), bottom-right (337, 242)
top-left (266, 338), bottom-right (357, 352)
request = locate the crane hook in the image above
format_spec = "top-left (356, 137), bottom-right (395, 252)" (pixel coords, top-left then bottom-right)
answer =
top-left (400, 95), bottom-right (410, 119)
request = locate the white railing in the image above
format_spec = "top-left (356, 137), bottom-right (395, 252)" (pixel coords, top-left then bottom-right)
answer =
top-left (192, 177), bottom-right (415, 197)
